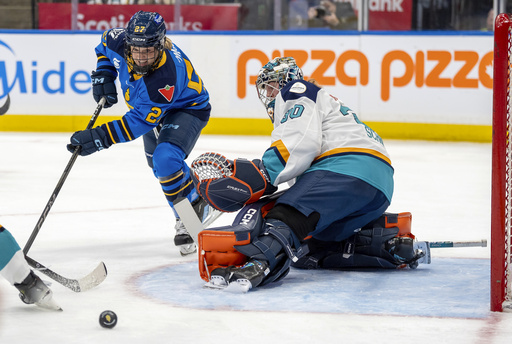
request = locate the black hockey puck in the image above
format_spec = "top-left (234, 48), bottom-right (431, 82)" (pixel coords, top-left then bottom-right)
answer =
top-left (99, 310), bottom-right (117, 329)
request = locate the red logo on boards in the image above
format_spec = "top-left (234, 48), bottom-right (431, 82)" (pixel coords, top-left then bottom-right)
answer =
top-left (158, 85), bottom-right (175, 102)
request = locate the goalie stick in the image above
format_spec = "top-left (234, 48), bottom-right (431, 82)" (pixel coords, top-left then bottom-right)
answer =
top-left (25, 255), bottom-right (107, 292)
top-left (174, 198), bottom-right (224, 243)
top-left (428, 240), bottom-right (487, 248)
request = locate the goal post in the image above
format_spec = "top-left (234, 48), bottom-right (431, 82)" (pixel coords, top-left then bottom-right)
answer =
top-left (491, 13), bottom-right (512, 312)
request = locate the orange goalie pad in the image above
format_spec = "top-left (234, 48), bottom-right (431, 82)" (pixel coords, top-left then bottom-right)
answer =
top-left (383, 212), bottom-right (414, 239)
top-left (198, 211), bottom-right (414, 281)
top-left (198, 229), bottom-right (251, 282)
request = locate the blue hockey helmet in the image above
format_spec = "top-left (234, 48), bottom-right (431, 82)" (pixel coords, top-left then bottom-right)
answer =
top-left (125, 11), bottom-right (166, 75)
top-left (255, 57), bottom-right (304, 123)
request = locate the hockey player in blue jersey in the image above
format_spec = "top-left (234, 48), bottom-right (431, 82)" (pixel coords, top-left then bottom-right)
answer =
top-left (67, 11), bottom-right (215, 255)
top-left (0, 225), bottom-right (60, 310)
top-left (193, 57), bottom-right (427, 291)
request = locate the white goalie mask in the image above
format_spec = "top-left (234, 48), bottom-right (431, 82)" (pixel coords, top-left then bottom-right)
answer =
top-left (255, 57), bottom-right (304, 123)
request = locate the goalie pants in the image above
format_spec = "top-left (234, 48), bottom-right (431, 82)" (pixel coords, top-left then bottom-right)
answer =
top-left (142, 109), bottom-right (208, 209)
top-left (275, 170), bottom-right (390, 242)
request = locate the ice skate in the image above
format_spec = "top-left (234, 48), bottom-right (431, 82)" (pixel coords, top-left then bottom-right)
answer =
top-left (174, 197), bottom-right (221, 256)
top-left (385, 237), bottom-right (429, 269)
top-left (204, 267), bottom-right (230, 289)
top-left (174, 219), bottom-right (197, 256)
top-left (14, 270), bottom-right (62, 311)
top-left (206, 259), bottom-right (270, 292)
top-left (413, 241), bottom-right (431, 265)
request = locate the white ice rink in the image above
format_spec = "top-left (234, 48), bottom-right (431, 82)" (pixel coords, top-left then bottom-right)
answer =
top-left (0, 132), bottom-right (511, 343)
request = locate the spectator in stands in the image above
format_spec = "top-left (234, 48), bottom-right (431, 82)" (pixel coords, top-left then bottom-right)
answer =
top-left (308, 0), bottom-right (357, 30)
top-left (486, 8), bottom-right (494, 31)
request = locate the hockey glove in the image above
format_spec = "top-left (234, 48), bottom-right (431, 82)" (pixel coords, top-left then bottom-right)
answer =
top-left (91, 70), bottom-right (117, 108)
top-left (197, 158), bottom-right (277, 212)
top-left (67, 127), bottom-right (111, 156)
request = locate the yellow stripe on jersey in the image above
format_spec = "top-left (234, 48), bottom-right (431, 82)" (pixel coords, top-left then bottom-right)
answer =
top-left (105, 123), bottom-right (117, 144)
top-left (163, 180), bottom-right (193, 196)
top-left (315, 147), bottom-right (392, 166)
top-left (270, 140), bottom-right (290, 163)
top-left (120, 118), bottom-right (133, 141)
top-left (97, 55), bottom-right (109, 62)
top-left (160, 171), bottom-right (184, 184)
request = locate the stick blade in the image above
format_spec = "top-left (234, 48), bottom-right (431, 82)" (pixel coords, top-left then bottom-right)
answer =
top-left (76, 261), bottom-right (108, 292)
top-left (174, 197), bottom-right (204, 241)
top-left (26, 256), bottom-right (107, 293)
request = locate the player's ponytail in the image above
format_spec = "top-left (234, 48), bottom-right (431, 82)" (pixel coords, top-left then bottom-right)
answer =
top-left (164, 37), bottom-right (173, 50)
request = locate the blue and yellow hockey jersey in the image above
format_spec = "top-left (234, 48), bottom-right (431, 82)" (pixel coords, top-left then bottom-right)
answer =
top-left (94, 28), bottom-right (210, 145)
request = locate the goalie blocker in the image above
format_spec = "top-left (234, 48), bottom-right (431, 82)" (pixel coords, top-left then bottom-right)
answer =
top-left (193, 157), bottom-right (277, 213)
top-left (198, 194), bottom-right (429, 285)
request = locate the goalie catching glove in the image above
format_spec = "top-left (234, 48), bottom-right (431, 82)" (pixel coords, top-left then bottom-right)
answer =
top-left (192, 153), bottom-right (277, 212)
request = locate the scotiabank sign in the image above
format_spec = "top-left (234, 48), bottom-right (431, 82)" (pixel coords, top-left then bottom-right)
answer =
top-left (368, 0), bottom-right (412, 30)
top-left (344, 0), bottom-right (412, 30)
top-left (38, 4), bottom-right (239, 31)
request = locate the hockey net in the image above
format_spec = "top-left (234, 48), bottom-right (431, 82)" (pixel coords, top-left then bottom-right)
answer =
top-left (492, 13), bottom-right (512, 312)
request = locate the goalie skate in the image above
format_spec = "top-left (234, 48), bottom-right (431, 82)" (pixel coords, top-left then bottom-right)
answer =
top-left (203, 275), bottom-right (229, 290)
top-left (204, 275), bottom-right (252, 294)
top-left (413, 241), bottom-right (431, 265)
top-left (204, 260), bottom-right (269, 293)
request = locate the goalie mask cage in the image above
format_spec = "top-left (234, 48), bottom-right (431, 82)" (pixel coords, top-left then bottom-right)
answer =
top-left (492, 13), bottom-right (512, 312)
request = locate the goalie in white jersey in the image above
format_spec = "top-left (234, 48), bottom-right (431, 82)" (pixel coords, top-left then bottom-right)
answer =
top-left (258, 56), bottom-right (393, 241)
top-left (194, 57), bottom-right (423, 291)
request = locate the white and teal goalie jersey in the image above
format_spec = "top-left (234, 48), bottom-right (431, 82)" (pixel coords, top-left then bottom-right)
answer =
top-left (261, 80), bottom-right (394, 203)
top-left (94, 29), bottom-right (210, 144)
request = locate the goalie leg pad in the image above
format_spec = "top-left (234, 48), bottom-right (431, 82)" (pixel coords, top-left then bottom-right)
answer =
top-left (234, 219), bottom-right (308, 286)
top-left (198, 193), bottom-right (305, 285)
top-left (198, 202), bottom-right (266, 281)
top-left (294, 212), bottom-right (423, 270)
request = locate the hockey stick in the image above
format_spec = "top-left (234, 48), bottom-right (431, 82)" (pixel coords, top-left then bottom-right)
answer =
top-left (23, 97), bottom-right (106, 255)
top-left (174, 197), bottom-right (224, 241)
top-left (173, 153), bottom-right (231, 242)
top-left (428, 240), bottom-right (487, 248)
top-left (25, 255), bottom-right (107, 292)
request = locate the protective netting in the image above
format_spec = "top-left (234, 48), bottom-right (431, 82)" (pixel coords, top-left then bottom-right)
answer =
top-left (191, 152), bottom-right (233, 182)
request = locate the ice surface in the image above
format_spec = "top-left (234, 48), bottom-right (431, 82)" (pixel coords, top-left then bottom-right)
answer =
top-left (1, 132), bottom-right (511, 343)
